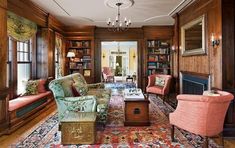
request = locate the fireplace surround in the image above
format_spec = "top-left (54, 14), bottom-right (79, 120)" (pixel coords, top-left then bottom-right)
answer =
top-left (180, 71), bottom-right (211, 94)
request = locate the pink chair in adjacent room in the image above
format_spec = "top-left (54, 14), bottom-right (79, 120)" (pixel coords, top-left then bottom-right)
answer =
top-left (102, 67), bottom-right (114, 82)
top-left (169, 90), bottom-right (234, 147)
top-left (146, 74), bottom-right (172, 103)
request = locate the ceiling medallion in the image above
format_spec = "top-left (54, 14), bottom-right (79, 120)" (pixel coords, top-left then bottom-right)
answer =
top-left (105, 0), bottom-right (134, 32)
top-left (104, 0), bottom-right (134, 9)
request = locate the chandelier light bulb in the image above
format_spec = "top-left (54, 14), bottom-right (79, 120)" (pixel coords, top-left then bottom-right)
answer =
top-left (106, 2), bottom-right (131, 32)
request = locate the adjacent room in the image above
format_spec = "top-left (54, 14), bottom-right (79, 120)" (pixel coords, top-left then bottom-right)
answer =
top-left (0, 0), bottom-right (235, 147)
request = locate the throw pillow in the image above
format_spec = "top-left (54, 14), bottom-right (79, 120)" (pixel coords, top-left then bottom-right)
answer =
top-left (24, 80), bottom-right (39, 95)
top-left (72, 82), bottom-right (88, 96)
top-left (37, 79), bottom-right (47, 93)
top-left (155, 76), bottom-right (165, 87)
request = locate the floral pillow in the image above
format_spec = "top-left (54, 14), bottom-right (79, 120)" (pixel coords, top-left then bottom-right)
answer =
top-left (72, 82), bottom-right (88, 96)
top-left (155, 76), bottom-right (165, 87)
top-left (24, 80), bottom-right (39, 95)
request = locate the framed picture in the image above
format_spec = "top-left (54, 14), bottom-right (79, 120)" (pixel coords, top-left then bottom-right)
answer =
top-left (83, 69), bottom-right (91, 77)
top-left (181, 15), bottom-right (206, 56)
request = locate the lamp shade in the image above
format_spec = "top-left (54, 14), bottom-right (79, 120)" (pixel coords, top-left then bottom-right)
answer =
top-left (67, 52), bottom-right (75, 58)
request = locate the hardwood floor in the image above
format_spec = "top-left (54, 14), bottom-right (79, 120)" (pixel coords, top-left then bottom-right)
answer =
top-left (0, 103), bottom-right (56, 147)
top-left (0, 101), bottom-right (235, 147)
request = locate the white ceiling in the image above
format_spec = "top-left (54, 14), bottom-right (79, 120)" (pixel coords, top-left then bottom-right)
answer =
top-left (31, 0), bottom-right (189, 27)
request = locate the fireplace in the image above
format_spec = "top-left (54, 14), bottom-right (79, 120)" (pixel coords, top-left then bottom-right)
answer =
top-left (180, 72), bottom-right (211, 94)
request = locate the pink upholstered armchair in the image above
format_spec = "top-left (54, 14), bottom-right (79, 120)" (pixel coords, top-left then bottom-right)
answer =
top-left (169, 91), bottom-right (234, 147)
top-left (146, 74), bottom-right (172, 103)
top-left (102, 67), bottom-right (114, 82)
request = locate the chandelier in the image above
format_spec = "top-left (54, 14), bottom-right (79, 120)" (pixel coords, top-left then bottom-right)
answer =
top-left (106, 2), bottom-right (131, 32)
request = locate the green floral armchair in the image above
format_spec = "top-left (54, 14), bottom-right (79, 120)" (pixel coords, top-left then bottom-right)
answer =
top-left (49, 73), bottom-right (111, 125)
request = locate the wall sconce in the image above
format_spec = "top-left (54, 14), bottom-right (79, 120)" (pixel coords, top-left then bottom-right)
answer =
top-left (133, 52), bottom-right (136, 58)
top-left (67, 51), bottom-right (75, 61)
top-left (102, 53), bottom-right (105, 58)
top-left (211, 33), bottom-right (220, 48)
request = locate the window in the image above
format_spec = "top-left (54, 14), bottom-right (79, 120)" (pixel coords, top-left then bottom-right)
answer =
top-left (17, 40), bottom-right (32, 94)
top-left (7, 38), bottom-right (13, 87)
top-left (55, 45), bottom-right (59, 79)
top-left (7, 37), bottom-right (34, 98)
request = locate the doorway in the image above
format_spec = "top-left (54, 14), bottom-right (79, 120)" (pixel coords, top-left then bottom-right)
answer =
top-left (101, 41), bottom-right (138, 84)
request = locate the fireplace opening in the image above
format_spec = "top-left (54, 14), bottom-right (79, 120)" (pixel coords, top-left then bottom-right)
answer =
top-left (180, 72), bottom-right (210, 95)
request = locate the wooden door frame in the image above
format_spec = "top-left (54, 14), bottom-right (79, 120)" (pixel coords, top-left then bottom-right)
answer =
top-left (95, 39), bottom-right (142, 88)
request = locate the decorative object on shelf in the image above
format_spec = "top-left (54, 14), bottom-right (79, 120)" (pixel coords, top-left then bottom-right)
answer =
top-left (83, 69), bottom-right (91, 77)
top-left (211, 33), bottom-right (220, 48)
top-left (67, 51), bottom-right (75, 61)
top-left (106, 0), bottom-right (133, 32)
top-left (181, 15), bottom-right (206, 56)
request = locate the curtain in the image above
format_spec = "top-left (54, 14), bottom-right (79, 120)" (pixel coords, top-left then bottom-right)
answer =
top-left (7, 11), bottom-right (37, 42)
top-left (55, 34), bottom-right (63, 78)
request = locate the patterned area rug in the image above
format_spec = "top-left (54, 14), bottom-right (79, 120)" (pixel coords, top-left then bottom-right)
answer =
top-left (13, 91), bottom-right (219, 148)
top-left (104, 82), bottom-right (136, 89)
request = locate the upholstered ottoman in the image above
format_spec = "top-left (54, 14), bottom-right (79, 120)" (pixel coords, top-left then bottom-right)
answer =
top-left (61, 112), bottom-right (97, 144)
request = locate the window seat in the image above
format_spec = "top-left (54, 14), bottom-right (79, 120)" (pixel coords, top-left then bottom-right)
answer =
top-left (8, 91), bottom-right (54, 133)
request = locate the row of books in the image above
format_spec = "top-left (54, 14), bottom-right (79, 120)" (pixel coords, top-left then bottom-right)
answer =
top-left (69, 41), bottom-right (90, 48)
top-left (147, 40), bottom-right (169, 48)
top-left (147, 62), bottom-right (169, 69)
top-left (148, 55), bottom-right (170, 62)
top-left (147, 69), bottom-right (169, 75)
top-left (69, 49), bottom-right (91, 55)
top-left (148, 48), bottom-right (170, 54)
top-left (69, 62), bottom-right (91, 69)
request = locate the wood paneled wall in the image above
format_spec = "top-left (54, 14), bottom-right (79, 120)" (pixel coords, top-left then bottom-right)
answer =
top-left (173, 0), bottom-right (222, 89)
top-left (0, 0), bottom-right (7, 90)
top-left (0, 0), bottom-right (8, 136)
top-left (36, 28), bottom-right (55, 78)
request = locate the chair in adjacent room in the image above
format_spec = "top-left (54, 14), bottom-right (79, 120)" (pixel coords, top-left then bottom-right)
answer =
top-left (169, 90), bottom-right (234, 148)
top-left (146, 74), bottom-right (172, 103)
top-left (102, 67), bottom-right (114, 82)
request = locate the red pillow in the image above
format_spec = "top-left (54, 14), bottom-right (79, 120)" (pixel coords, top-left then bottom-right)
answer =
top-left (71, 85), bottom-right (80, 97)
top-left (38, 79), bottom-right (47, 93)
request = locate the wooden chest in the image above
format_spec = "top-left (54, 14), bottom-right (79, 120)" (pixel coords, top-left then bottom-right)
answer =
top-left (124, 98), bottom-right (150, 126)
top-left (61, 112), bottom-right (97, 145)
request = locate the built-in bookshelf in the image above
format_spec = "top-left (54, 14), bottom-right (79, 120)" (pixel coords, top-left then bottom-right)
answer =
top-left (67, 40), bottom-right (94, 83)
top-left (146, 40), bottom-right (171, 76)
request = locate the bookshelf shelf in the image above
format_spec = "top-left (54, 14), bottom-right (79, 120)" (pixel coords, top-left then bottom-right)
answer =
top-left (146, 39), bottom-right (171, 76)
top-left (67, 39), bottom-right (94, 83)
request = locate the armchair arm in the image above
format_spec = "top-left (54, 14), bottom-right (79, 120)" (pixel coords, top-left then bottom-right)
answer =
top-left (87, 83), bottom-right (105, 89)
top-left (177, 94), bottom-right (205, 102)
top-left (147, 75), bottom-right (156, 87)
top-left (56, 95), bottom-right (97, 121)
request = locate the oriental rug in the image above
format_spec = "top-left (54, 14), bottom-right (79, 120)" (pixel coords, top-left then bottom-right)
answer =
top-left (13, 91), bottom-right (219, 148)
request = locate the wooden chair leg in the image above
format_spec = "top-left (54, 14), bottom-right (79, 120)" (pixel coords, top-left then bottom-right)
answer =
top-left (220, 132), bottom-right (224, 147)
top-left (171, 125), bottom-right (175, 142)
top-left (204, 136), bottom-right (209, 148)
